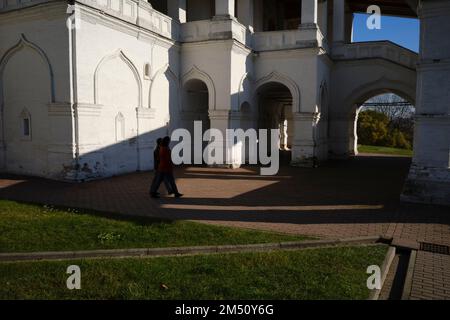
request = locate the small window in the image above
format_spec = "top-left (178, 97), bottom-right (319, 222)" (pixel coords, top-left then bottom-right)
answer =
top-left (115, 113), bottom-right (125, 142)
top-left (20, 109), bottom-right (32, 140)
top-left (23, 118), bottom-right (30, 136)
top-left (144, 63), bottom-right (151, 79)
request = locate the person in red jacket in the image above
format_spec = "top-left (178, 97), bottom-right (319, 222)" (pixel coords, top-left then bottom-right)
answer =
top-left (150, 136), bottom-right (183, 198)
top-left (149, 137), bottom-right (171, 197)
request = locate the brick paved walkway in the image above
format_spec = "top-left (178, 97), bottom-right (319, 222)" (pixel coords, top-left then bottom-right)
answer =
top-left (410, 251), bottom-right (450, 300)
top-left (1, 154), bottom-right (449, 299)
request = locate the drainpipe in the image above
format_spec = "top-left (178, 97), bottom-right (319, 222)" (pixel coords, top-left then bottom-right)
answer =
top-left (67, 0), bottom-right (80, 181)
top-left (0, 92), bottom-right (5, 171)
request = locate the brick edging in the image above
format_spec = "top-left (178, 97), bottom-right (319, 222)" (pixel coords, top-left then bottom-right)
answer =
top-left (368, 246), bottom-right (397, 300)
top-left (0, 236), bottom-right (382, 262)
top-left (401, 250), bottom-right (417, 300)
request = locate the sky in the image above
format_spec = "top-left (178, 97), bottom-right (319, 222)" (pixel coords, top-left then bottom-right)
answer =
top-left (352, 13), bottom-right (420, 52)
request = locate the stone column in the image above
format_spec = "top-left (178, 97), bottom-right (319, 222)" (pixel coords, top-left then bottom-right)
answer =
top-left (136, 107), bottom-right (156, 171)
top-left (328, 111), bottom-right (356, 159)
top-left (291, 112), bottom-right (320, 167)
top-left (168, 0), bottom-right (187, 23)
top-left (215, 0), bottom-right (235, 18)
top-left (253, 0), bottom-right (263, 31)
top-left (345, 10), bottom-right (354, 43)
top-left (301, 0), bottom-right (318, 26)
top-left (237, 0), bottom-right (254, 31)
top-left (332, 0), bottom-right (345, 44)
top-left (47, 102), bottom-right (78, 180)
top-left (207, 110), bottom-right (231, 166)
top-left (402, 0), bottom-right (450, 206)
top-left (318, 0), bottom-right (328, 37)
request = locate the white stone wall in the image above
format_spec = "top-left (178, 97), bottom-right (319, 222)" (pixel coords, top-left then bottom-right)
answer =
top-left (402, 0), bottom-right (450, 206)
top-left (329, 56), bottom-right (417, 158)
top-left (1, 0), bottom-right (429, 188)
top-left (73, 2), bottom-right (180, 179)
top-left (0, 2), bottom-right (73, 180)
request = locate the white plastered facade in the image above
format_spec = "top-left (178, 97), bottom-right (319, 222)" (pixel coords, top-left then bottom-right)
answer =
top-left (0, 0), bottom-right (449, 205)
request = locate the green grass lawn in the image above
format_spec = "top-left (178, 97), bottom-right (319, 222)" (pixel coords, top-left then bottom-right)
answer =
top-left (0, 245), bottom-right (387, 300)
top-left (0, 200), bottom-right (311, 253)
top-left (358, 145), bottom-right (413, 157)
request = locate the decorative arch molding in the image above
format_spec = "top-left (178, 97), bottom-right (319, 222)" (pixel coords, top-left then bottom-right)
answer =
top-left (94, 49), bottom-right (143, 108)
top-left (181, 65), bottom-right (216, 111)
top-left (0, 34), bottom-right (55, 102)
top-left (148, 63), bottom-right (179, 109)
top-left (254, 71), bottom-right (301, 113)
top-left (344, 76), bottom-right (416, 116)
top-left (19, 107), bottom-right (31, 118)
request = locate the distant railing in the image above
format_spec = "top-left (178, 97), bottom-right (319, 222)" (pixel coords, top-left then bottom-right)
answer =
top-left (332, 41), bottom-right (418, 69)
top-left (180, 18), bottom-right (248, 46)
top-left (252, 25), bottom-right (326, 52)
top-left (80, 0), bottom-right (179, 40)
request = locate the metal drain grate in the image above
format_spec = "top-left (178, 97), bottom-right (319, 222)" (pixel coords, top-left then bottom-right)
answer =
top-left (420, 242), bottom-right (450, 255)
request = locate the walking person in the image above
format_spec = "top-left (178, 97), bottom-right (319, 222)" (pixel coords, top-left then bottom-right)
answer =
top-left (150, 137), bottom-right (172, 197)
top-left (150, 136), bottom-right (183, 198)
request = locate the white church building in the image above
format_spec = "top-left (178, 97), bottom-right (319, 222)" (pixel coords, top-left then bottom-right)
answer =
top-left (0, 0), bottom-right (449, 205)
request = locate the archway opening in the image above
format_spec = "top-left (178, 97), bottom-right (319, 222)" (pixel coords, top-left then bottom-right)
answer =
top-left (354, 93), bottom-right (415, 157)
top-left (182, 79), bottom-right (211, 164)
top-left (257, 82), bottom-right (293, 164)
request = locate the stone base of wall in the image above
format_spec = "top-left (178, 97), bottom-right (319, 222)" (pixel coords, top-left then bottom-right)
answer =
top-left (290, 156), bottom-right (319, 168)
top-left (401, 164), bottom-right (450, 206)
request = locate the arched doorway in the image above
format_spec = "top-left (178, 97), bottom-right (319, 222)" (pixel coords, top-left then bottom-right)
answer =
top-left (354, 92), bottom-right (415, 156)
top-left (256, 82), bottom-right (293, 164)
top-left (181, 78), bottom-right (211, 164)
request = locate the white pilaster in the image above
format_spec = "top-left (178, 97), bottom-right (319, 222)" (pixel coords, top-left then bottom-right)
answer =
top-left (208, 110), bottom-right (231, 166)
top-left (291, 112), bottom-right (320, 167)
top-left (168, 0), bottom-right (187, 23)
top-left (333, 0), bottom-right (345, 43)
top-left (402, 0), bottom-right (450, 206)
top-left (215, 0), bottom-right (235, 18)
top-left (318, 0), bottom-right (328, 37)
top-left (237, 0), bottom-right (254, 31)
top-left (301, 0), bottom-right (318, 26)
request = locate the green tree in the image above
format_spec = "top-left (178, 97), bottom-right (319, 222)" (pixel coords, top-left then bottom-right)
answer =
top-left (357, 110), bottom-right (389, 146)
top-left (357, 110), bottom-right (413, 150)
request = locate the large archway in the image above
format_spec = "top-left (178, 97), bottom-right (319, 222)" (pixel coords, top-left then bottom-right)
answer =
top-left (349, 89), bottom-right (415, 157)
top-left (354, 92), bottom-right (415, 157)
top-left (181, 78), bottom-right (211, 164)
top-left (256, 82), bottom-right (294, 164)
